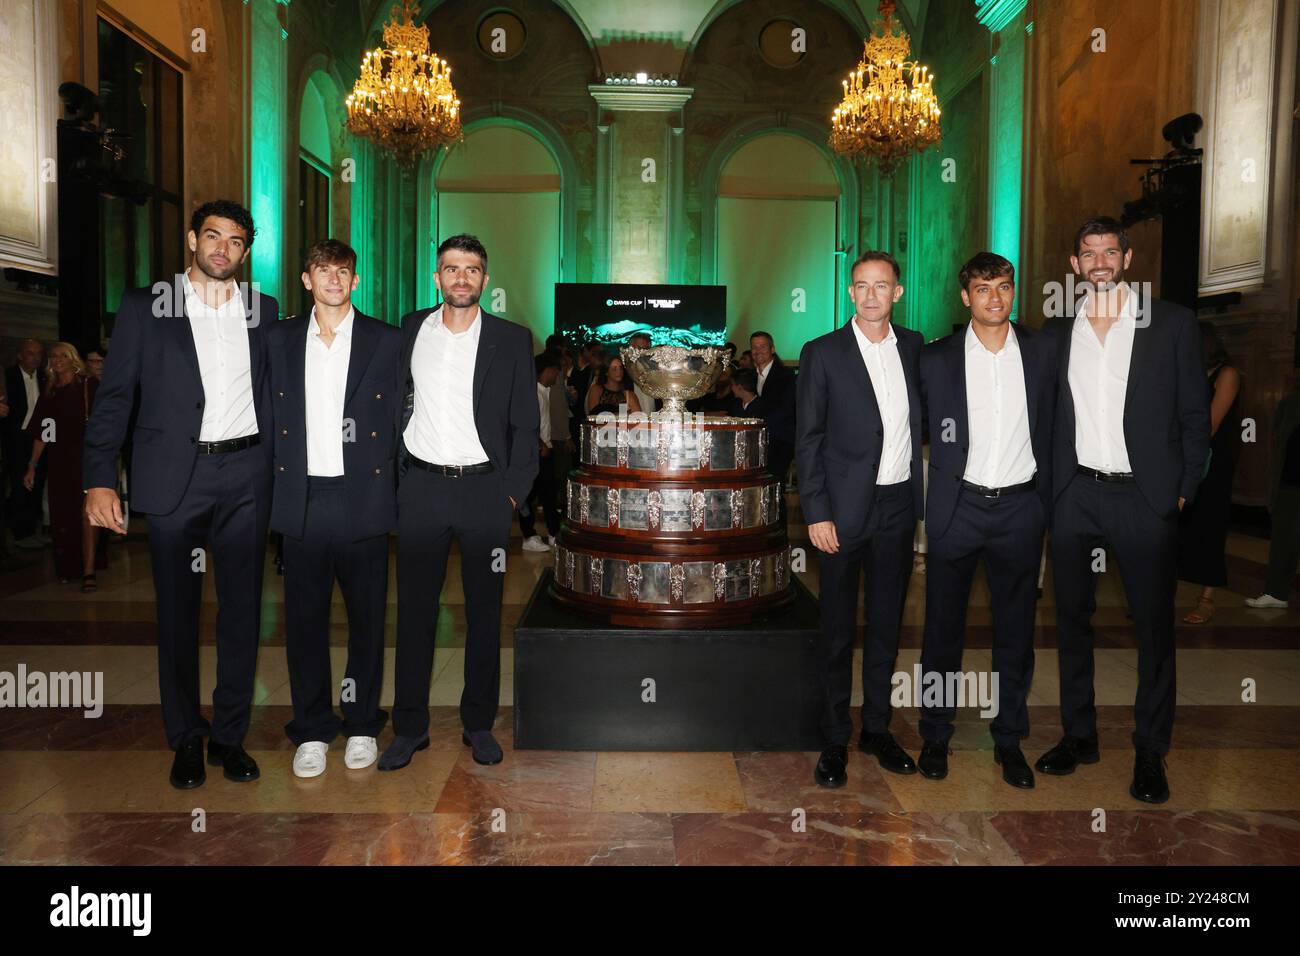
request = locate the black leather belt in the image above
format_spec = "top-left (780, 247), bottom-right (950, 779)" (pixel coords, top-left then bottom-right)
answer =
top-left (1076, 465), bottom-right (1135, 483)
top-left (196, 434), bottom-right (260, 455)
top-left (961, 476), bottom-right (1036, 498)
top-left (409, 455), bottom-right (494, 477)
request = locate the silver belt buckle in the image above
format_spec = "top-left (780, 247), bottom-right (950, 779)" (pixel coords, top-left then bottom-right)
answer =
top-left (450, 463), bottom-right (463, 478)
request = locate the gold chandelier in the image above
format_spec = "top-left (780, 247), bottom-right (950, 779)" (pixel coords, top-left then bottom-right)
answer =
top-left (345, 0), bottom-right (462, 167)
top-left (829, 0), bottom-right (941, 174)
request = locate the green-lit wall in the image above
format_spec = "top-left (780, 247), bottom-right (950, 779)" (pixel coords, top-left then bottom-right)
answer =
top-left (717, 197), bottom-right (838, 354)
top-left (249, 0), bottom-right (286, 310)
top-left (437, 192), bottom-right (560, 348)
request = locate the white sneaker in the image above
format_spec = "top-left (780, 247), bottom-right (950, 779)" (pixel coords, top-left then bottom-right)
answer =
top-left (292, 741), bottom-right (328, 778)
top-left (344, 735), bottom-right (378, 769)
top-left (522, 535), bottom-right (550, 552)
top-left (1245, 593), bottom-right (1289, 608)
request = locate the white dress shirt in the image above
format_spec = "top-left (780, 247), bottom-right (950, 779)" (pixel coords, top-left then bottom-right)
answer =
top-left (537, 381), bottom-right (552, 447)
top-left (850, 319), bottom-right (911, 485)
top-left (19, 367), bottom-right (39, 429)
top-left (1069, 285), bottom-right (1137, 472)
top-left (756, 360), bottom-right (773, 396)
top-left (403, 306), bottom-right (489, 465)
top-left (304, 307), bottom-right (354, 477)
top-left (183, 269), bottom-right (258, 441)
top-left (963, 323), bottom-right (1036, 487)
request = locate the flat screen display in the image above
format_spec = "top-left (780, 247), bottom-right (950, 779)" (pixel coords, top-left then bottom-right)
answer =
top-left (554, 283), bottom-right (726, 347)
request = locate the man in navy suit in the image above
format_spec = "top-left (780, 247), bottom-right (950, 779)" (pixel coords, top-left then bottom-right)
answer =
top-left (85, 199), bottom-right (276, 789)
top-left (916, 252), bottom-right (1057, 788)
top-left (1037, 217), bottom-right (1210, 803)
top-left (267, 239), bottom-right (402, 777)
top-left (379, 234), bottom-right (538, 771)
top-left (797, 250), bottom-right (924, 788)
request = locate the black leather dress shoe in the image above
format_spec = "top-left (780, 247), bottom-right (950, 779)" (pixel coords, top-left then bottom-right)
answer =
top-left (918, 741), bottom-right (949, 780)
top-left (1034, 735), bottom-right (1100, 775)
top-left (1130, 749), bottom-right (1170, 804)
top-left (169, 737), bottom-right (206, 790)
top-left (994, 745), bottom-right (1035, 789)
top-left (207, 740), bottom-right (260, 782)
top-left (814, 746), bottom-right (848, 788)
top-left (858, 732), bottom-right (918, 775)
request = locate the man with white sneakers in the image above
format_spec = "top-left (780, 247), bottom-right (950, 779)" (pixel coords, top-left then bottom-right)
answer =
top-left (267, 239), bottom-right (402, 777)
top-left (520, 351), bottom-right (562, 553)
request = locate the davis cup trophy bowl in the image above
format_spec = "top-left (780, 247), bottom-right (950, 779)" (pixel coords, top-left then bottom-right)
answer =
top-left (550, 344), bottom-right (793, 627)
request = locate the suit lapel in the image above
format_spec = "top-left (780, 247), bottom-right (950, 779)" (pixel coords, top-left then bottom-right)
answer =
top-left (1122, 311), bottom-right (1154, 430)
top-left (172, 287), bottom-right (202, 377)
top-left (840, 322), bottom-right (882, 428)
top-left (1057, 316), bottom-right (1076, 441)
top-left (344, 312), bottom-right (377, 409)
top-left (1018, 325), bottom-right (1039, 437)
top-left (287, 317), bottom-right (308, 430)
top-left (946, 329), bottom-right (969, 441)
top-left (472, 312), bottom-right (497, 412)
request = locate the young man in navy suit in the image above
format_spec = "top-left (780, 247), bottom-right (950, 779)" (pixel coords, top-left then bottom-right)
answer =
top-left (797, 250), bottom-right (925, 788)
top-left (379, 235), bottom-right (538, 771)
top-left (267, 240), bottom-right (402, 777)
top-left (85, 200), bottom-right (277, 789)
top-left (915, 253), bottom-right (1057, 788)
top-left (1038, 218), bottom-right (1209, 803)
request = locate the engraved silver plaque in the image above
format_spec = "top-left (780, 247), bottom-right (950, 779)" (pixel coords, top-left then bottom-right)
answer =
top-left (587, 484), bottom-right (607, 526)
top-left (709, 431), bottom-right (735, 470)
top-left (641, 562), bottom-right (670, 604)
top-left (759, 484), bottom-right (772, 525)
top-left (704, 490), bottom-right (732, 531)
top-left (627, 562), bottom-right (642, 601)
top-left (691, 491), bottom-right (706, 529)
top-left (734, 430), bottom-right (748, 469)
top-left (660, 489), bottom-right (692, 532)
top-left (573, 551), bottom-right (590, 593)
top-left (730, 488), bottom-right (744, 528)
top-left (579, 484), bottom-right (590, 525)
top-left (725, 560), bottom-right (751, 602)
top-left (699, 429), bottom-right (714, 469)
top-left (758, 427), bottom-right (768, 466)
top-left (760, 554), bottom-right (777, 595)
top-left (712, 562), bottom-right (727, 599)
top-left (602, 559), bottom-right (627, 600)
top-left (749, 557), bottom-right (762, 597)
top-left (590, 555), bottom-right (604, 595)
top-left (666, 428), bottom-right (695, 470)
top-left (565, 549), bottom-right (576, 589)
top-left (620, 488), bottom-right (649, 530)
top-left (628, 434), bottom-right (657, 470)
top-left (742, 486), bottom-right (762, 528)
top-left (607, 487), bottom-right (620, 527)
top-left (745, 430), bottom-right (760, 469)
top-left (647, 490), bottom-right (662, 529)
top-left (684, 561), bottom-right (715, 604)
top-left (669, 564), bottom-right (685, 602)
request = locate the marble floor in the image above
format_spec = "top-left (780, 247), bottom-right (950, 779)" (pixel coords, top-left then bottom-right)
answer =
top-left (1, 508), bottom-right (1298, 866)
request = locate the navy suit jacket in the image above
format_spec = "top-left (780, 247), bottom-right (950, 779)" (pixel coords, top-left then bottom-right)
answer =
top-left (796, 321), bottom-right (924, 540)
top-left (397, 308), bottom-right (538, 508)
top-left (920, 322), bottom-right (1057, 541)
top-left (83, 281), bottom-right (277, 515)
top-left (267, 310), bottom-right (402, 540)
top-left (1046, 297), bottom-right (1210, 518)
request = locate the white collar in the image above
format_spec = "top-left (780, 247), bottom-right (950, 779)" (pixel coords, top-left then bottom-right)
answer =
top-left (309, 306), bottom-right (355, 340)
top-left (1076, 281), bottom-right (1136, 328)
top-left (851, 317), bottom-right (897, 350)
top-left (965, 320), bottom-right (1018, 356)
top-left (183, 268), bottom-right (244, 314)
top-left (429, 305), bottom-right (482, 338)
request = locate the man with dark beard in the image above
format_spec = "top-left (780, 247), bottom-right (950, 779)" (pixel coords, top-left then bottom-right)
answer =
top-left (85, 200), bottom-right (277, 789)
top-left (1038, 217), bottom-right (1209, 803)
top-left (379, 235), bottom-right (538, 771)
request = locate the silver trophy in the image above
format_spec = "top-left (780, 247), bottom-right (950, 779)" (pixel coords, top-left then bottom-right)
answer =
top-left (621, 345), bottom-right (730, 418)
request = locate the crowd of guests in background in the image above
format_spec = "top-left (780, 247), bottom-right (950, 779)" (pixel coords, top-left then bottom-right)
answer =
top-left (0, 337), bottom-right (114, 588)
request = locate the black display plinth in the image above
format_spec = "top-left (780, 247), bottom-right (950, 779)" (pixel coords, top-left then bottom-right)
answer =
top-left (514, 570), bottom-right (825, 751)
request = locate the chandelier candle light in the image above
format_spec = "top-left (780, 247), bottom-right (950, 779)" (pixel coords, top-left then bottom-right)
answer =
top-left (345, 0), bottom-right (462, 167)
top-left (829, 0), bottom-right (941, 174)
